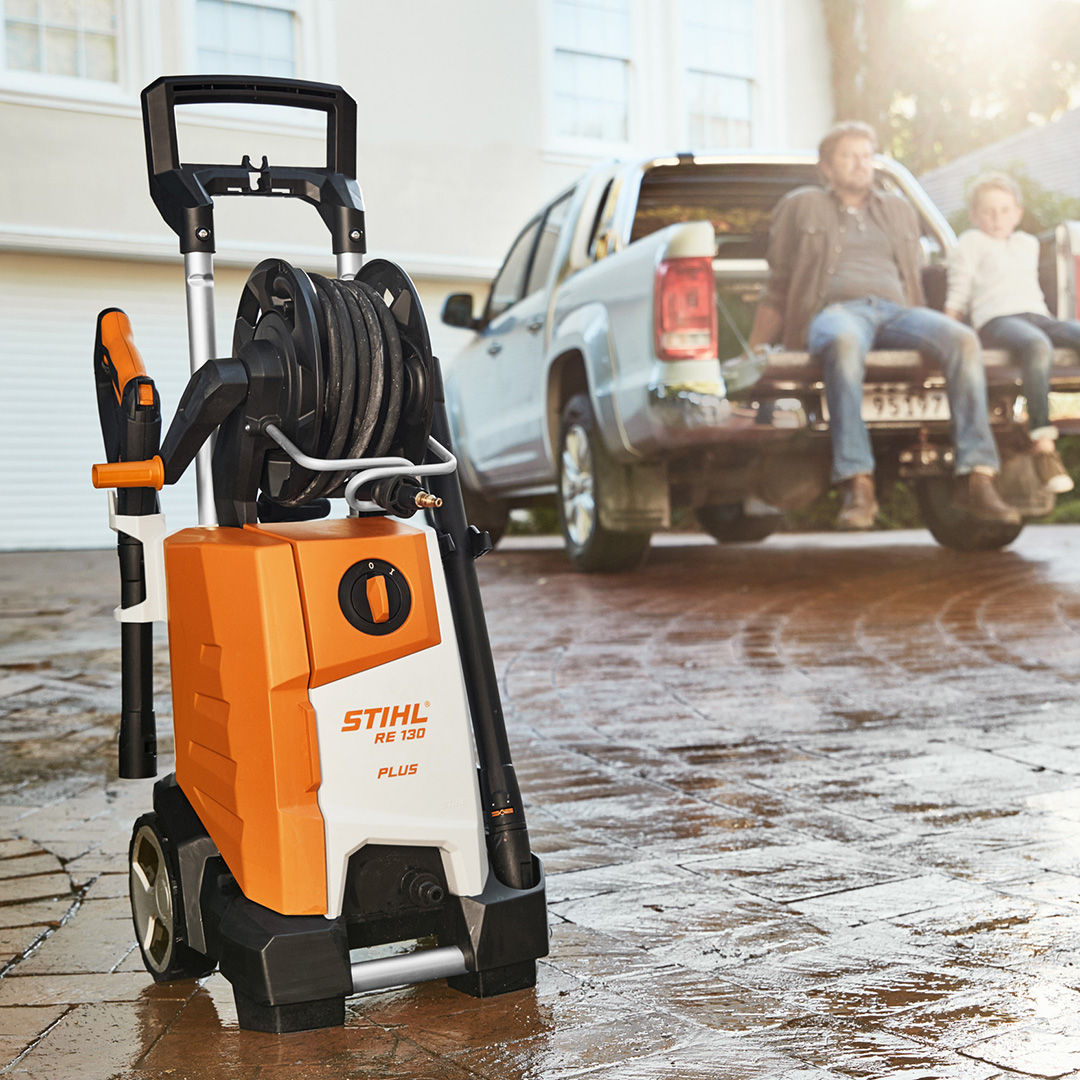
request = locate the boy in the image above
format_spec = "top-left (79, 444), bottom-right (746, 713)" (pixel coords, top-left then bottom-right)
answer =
top-left (945, 173), bottom-right (1078, 493)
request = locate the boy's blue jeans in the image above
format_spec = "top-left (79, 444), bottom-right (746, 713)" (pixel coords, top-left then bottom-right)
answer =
top-left (807, 297), bottom-right (1000, 483)
top-left (978, 312), bottom-right (1080, 438)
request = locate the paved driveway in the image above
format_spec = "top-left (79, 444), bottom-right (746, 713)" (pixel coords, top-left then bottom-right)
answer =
top-left (4, 529), bottom-right (1080, 1078)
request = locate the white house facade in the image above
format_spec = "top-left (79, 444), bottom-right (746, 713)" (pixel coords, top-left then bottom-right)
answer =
top-left (0, 0), bottom-right (833, 549)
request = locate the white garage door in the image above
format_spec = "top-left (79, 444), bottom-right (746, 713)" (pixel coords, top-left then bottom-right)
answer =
top-left (0, 252), bottom-right (253, 550)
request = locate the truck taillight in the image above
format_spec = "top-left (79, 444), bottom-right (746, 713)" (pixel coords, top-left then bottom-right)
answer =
top-left (654, 256), bottom-right (718, 361)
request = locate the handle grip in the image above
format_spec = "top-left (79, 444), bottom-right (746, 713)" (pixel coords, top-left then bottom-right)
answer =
top-left (92, 457), bottom-right (165, 490)
top-left (142, 75), bottom-right (358, 178)
top-left (97, 310), bottom-right (148, 402)
top-left (141, 75), bottom-right (365, 254)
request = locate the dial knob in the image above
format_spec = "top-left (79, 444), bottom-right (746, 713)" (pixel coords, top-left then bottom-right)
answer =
top-left (338, 559), bottom-right (412, 635)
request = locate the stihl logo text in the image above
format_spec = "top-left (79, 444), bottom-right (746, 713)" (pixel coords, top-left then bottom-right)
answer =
top-left (341, 702), bottom-right (429, 744)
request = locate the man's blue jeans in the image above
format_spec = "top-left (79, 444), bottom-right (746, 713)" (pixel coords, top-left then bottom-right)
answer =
top-left (807, 298), bottom-right (1000, 483)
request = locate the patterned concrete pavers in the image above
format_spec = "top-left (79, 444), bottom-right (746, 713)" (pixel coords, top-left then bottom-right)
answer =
top-left (6, 530), bottom-right (1080, 1076)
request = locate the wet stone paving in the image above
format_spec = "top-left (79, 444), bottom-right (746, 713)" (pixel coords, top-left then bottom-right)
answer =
top-left (5, 528), bottom-right (1080, 1077)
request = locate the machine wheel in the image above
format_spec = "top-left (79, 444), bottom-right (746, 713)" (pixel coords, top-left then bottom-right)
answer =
top-left (557, 395), bottom-right (651, 572)
top-left (696, 503), bottom-right (781, 544)
top-left (129, 814), bottom-right (215, 982)
top-left (462, 485), bottom-right (509, 548)
top-left (915, 476), bottom-right (1024, 552)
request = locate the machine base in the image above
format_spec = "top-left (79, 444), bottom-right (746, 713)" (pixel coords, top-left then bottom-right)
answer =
top-left (137, 776), bottom-right (548, 1032)
top-left (234, 990), bottom-right (346, 1034)
top-left (448, 959), bottom-right (537, 997)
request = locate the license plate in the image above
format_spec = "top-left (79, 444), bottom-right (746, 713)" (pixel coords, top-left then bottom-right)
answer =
top-left (822, 385), bottom-right (950, 424)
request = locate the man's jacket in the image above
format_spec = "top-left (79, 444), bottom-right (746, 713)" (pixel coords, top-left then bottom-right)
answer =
top-left (762, 185), bottom-right (926, 349)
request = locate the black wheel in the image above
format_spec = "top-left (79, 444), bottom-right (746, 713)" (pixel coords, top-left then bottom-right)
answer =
top-left (462, 485), bottom-right (509, 548)
top-left (914, 476), bottom-right (1024, 552)
top-left (129, 813), bottom-right (215, 982)
top-left (557, 394), bottom-right (651, 572)
top-left (696, 503), bottom-right (782, 543)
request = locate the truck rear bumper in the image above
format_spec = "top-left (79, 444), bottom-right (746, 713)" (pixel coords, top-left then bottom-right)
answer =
top-left (640, 347), bottom-right (1080, 456)
top-left (646, 380), bottom-right (811, 448)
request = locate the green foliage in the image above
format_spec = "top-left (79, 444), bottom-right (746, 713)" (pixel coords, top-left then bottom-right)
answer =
top-left (1040, 436), bottom-right (1080, 522)
top-left (823, 0), bottom-right (1080, 173)
top-left (506, 506), bottom-right (560, 535)
top-left (785, 480), bottom-right (922, 532)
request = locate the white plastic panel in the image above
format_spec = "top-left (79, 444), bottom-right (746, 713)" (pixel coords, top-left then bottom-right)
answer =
top-left (309, 523), bottom-right (488, 919)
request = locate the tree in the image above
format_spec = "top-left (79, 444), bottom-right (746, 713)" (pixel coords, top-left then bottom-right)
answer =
top-left (823, 0), bottom-right (1080, 173)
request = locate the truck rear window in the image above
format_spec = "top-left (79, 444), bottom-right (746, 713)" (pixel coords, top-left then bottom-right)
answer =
top-left (629, 162), bottom-right (820, 258)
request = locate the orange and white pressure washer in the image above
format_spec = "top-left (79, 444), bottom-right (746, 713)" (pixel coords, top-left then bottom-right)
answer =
top-left (91, 75), bottom-right (546, 1033)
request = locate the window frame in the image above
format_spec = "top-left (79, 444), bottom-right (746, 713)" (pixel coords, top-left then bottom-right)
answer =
top-left (544, 0), bottom-right (642, 158)
top-left (0, 0), bottom-right (136, 105)
top-left (484, 214), bottom-right (544, 326)
top-left (178, 0), bottom-right (333, 133)
top-left (192, 0), bottom-right (299, 81)
top-left (678, 0), bottom-right (757, 150)
top-left (525, 187), bottom-right (576, 297)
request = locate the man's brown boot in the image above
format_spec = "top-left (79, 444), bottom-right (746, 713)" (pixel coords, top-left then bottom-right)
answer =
top-left (953, 472), bottom-right (1022, 525)
top-left (836, 474), bottom-right (879, 531)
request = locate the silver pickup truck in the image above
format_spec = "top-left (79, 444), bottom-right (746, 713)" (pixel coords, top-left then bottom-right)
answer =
top-left (441, 153), bottom-right (1080, 571)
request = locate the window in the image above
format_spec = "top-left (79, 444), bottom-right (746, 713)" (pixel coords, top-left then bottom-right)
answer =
top-left (486, 218), bottom-right (542, 322)
top-left (551, 0), bottom-right (631, 143)
top-left (682, 0), bottom-right (754, 149)
top-left (526, 190), bottom-right (574, 296)
top-left (4, 0), bottom-right (119, 82)
top-left (195, 0), bottom-right (296, 77)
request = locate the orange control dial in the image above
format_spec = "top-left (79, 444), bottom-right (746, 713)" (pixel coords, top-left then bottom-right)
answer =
top-left (366, 575), bottom-right (390, 623)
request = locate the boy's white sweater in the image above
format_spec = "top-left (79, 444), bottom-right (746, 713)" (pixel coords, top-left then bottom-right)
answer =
top-left (945, 229), bottom-right (1050, 330)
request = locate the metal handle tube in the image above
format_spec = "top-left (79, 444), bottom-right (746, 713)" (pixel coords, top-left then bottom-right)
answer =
top-left (350, 946), bottom-right (467, 995)
top-left (183, 252), bottom-right (218, 525)
top-left (337, 252), bottom-right (363, 281)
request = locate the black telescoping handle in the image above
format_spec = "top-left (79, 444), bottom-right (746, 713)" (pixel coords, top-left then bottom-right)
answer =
top-left (141, 75), bottom-right (365, 255)
top-left (426, 366), bottom-right (537, 892)
top-left (116, 378), bottom-right (162, 780)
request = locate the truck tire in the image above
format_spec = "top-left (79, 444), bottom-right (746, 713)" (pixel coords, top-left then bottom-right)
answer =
top-left (558, 394), bottom-right (651, 572)
top-left (915, 476), bottom-right (1024, 552)
top-left (129, 813), bottom-right (216, 983)
top-left (696, 503), bottom-right (781, 543)
top-left (462, 485), bottom-right (508, 548)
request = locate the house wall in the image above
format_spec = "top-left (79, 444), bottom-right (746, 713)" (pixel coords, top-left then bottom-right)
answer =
top-left (0, 0), bottom-right (833, 549)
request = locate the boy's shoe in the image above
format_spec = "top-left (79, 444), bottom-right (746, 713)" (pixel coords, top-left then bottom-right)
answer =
top-left (1033, 449), bottom-right (1074, 494)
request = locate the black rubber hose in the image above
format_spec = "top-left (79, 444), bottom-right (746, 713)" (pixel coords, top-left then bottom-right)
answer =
top-left (253, 264), bottom-right (417, 506)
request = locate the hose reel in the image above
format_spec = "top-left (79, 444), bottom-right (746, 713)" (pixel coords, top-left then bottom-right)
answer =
top-left (212, 258), bottom-right (440, 525)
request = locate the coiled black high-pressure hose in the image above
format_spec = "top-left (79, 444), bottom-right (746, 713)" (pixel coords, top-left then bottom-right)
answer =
top-left (302, 274), bottom-right (405, 501)
top-left (231, 259), bottom-right (433, 516)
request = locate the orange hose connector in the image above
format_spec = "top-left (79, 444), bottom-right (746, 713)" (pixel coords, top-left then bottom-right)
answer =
top-left (92, 456), bottom-right (165, 490)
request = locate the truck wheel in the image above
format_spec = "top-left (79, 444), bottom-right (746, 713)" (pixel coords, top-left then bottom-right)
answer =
top-left (558, 395), bottom-right (651, 572)
top-left (696, 504), bottom-right (781, 543)
top-left (915, 476), bottom-right (1024, 552)
top-left (462, 485), bottom-right (508, 548)
top-left (129, 813), bottom-right (215, 982)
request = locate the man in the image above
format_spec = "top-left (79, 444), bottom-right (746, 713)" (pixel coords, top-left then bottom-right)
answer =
top-left (748, 121), bottom-right (1019, 530)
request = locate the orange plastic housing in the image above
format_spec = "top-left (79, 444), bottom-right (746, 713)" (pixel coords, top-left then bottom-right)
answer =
top-left (255, 517), bottom-right (440, 688)
top-left (163, 518), bottom-right (441, 916)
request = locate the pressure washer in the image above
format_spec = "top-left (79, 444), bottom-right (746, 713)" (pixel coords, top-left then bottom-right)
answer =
top-left (90, 75), bottom-right (547, 1033)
